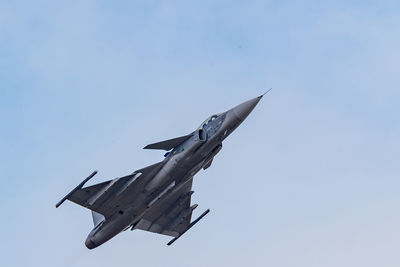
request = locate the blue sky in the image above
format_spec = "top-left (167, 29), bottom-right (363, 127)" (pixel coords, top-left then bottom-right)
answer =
top-left (1, 1), bottom-right (399, 266)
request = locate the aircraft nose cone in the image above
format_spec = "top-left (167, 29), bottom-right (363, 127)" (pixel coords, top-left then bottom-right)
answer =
top-left (231, 95), bottom-right (263, 121)
top-left (85, 238), bottom-right (98, 249)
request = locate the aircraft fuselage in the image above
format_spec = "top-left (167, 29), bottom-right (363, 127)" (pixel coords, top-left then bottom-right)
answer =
top-left (84, 96), bottom-right (263, 249)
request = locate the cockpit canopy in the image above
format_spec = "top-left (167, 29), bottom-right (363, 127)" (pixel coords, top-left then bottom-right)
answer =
top-left (198, 114), bottom-right (219, 130)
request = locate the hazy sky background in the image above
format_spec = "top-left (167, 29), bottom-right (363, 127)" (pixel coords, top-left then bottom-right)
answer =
top-left (1, 1), bottom-right (399, 266)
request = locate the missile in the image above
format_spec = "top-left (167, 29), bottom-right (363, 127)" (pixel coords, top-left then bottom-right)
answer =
top-left (167, 208), bottom-right (210, 246)
top-left (55, 170), bottom-right (98, 208)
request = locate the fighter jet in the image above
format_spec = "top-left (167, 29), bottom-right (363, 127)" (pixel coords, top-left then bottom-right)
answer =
top-left (56, 92), bottom-right (268, 249)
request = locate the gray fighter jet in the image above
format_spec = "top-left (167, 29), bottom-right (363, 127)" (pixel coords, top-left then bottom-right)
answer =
top-left (56, 92), bottom-right (267, 249)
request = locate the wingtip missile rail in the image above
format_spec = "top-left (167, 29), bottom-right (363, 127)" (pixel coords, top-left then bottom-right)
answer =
top-left (167, 209), bottom-right (210, 246)
top-left (55, 170), bottom-right (98, 208)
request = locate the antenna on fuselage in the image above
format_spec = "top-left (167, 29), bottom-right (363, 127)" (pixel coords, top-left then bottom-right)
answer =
top-left (261, 88), bottom-right (272, 97)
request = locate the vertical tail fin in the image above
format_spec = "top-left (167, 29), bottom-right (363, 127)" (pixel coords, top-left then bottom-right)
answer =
top-left (91, 211), bottom-right (105, 227)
